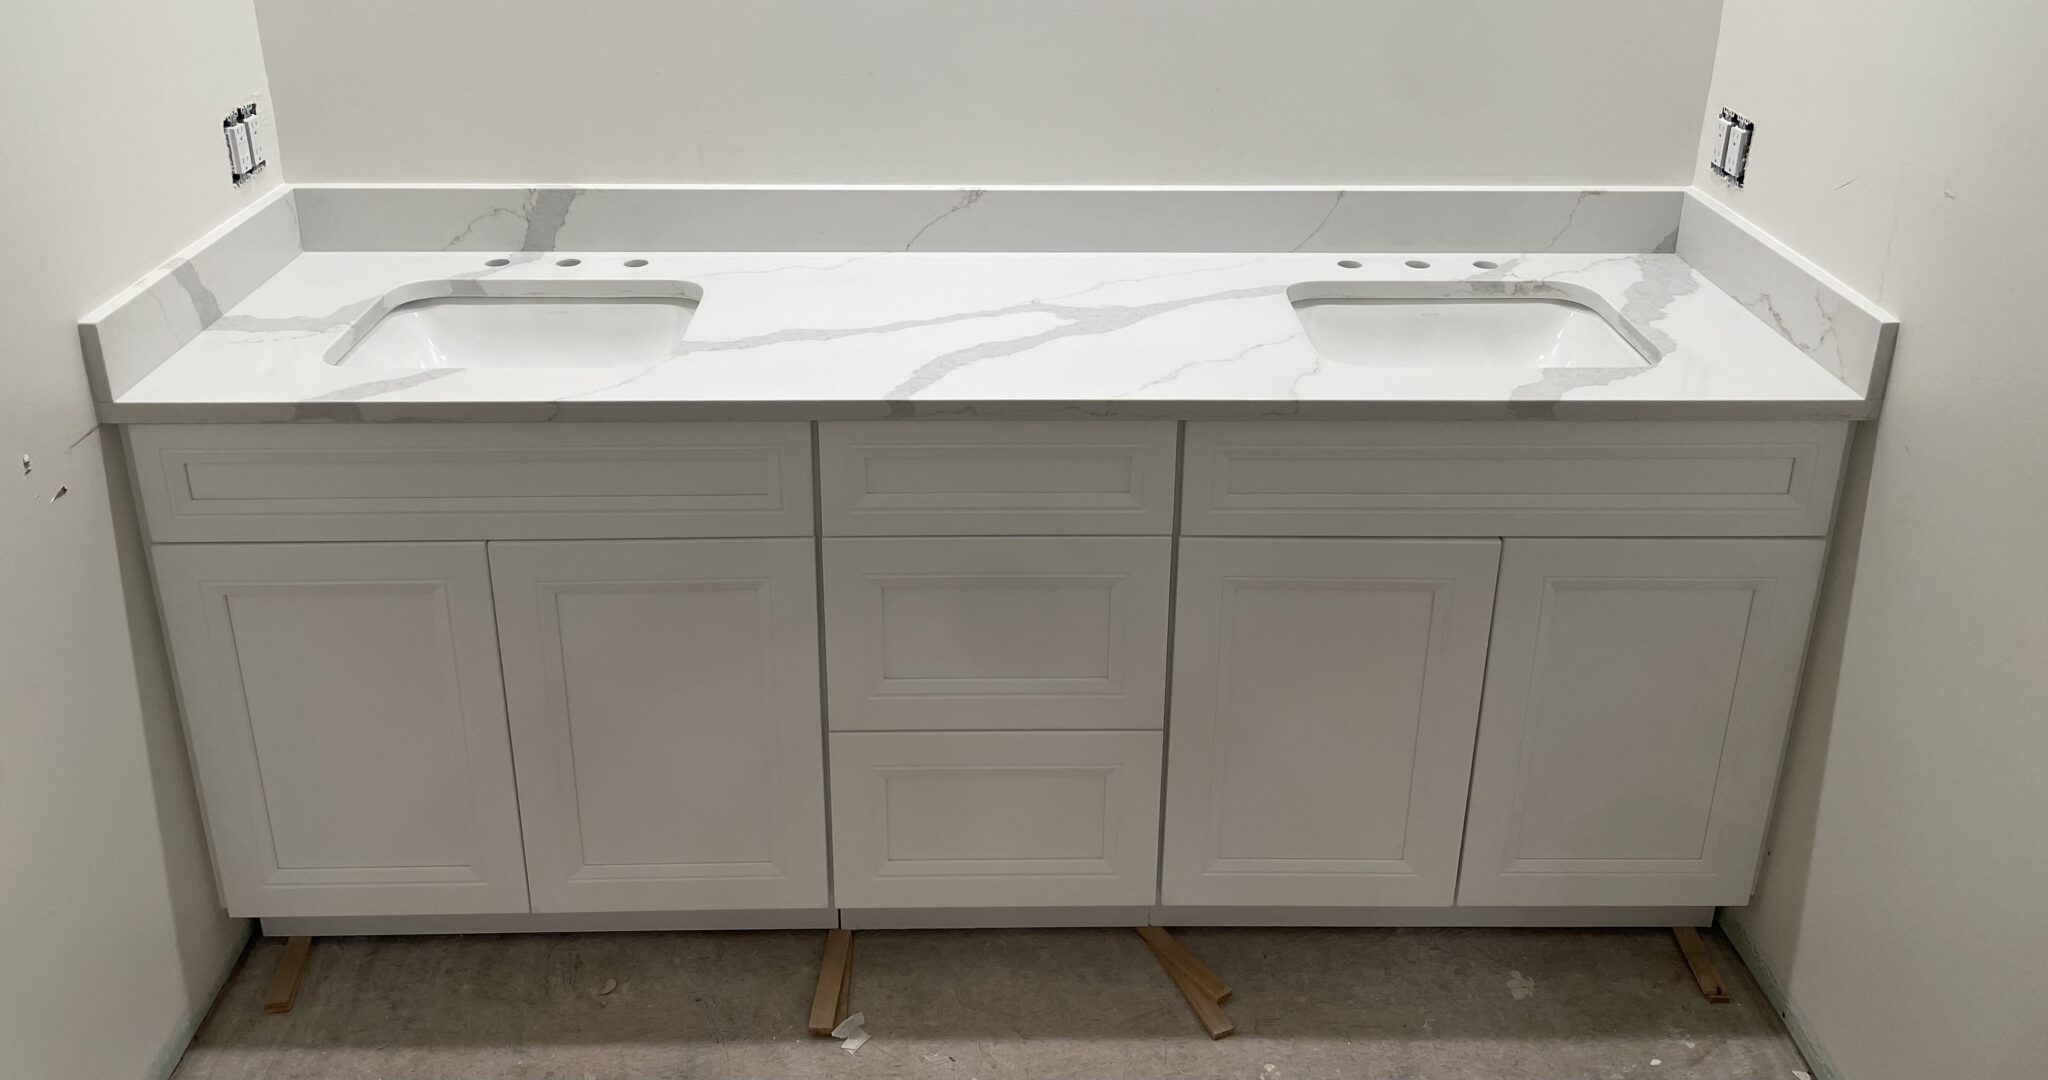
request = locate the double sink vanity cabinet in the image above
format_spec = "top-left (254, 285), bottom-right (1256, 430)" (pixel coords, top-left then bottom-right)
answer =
top-left (132, 417), bottom-right (1841, 931)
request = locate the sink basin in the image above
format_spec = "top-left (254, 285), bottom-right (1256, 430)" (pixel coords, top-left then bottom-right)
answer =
top-left (335, 289), bottom-right (698, 371)
top-left (1290, 294), bottom-right (1649, 369)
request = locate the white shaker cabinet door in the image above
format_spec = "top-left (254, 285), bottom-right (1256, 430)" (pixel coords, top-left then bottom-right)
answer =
top-left (489, 540), bottom-right (829, 913)
top-left (152, 543), bottom-right (529, 917)
top-left (1457, 539), bottom-right (1824, 907)
top-left (1161, 539), bottom-right (1501, 907)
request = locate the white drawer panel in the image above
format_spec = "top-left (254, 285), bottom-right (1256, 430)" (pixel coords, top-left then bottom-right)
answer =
top-left (829, 731), bottom-right (1163, 908)
top-left (128, 422), bottom-right (813, 542)
top-left (1182, 421), bottom-right (1848, 537)
top-left (823, 537), bottom-right (1171, 731)
top-left (819, 421), bottom-right (1177, 535)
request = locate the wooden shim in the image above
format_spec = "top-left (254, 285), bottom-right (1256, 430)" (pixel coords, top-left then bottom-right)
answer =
top-left (1136, 926), bottom-right (1232, 1003)
top-left (809, 929), bottom-right (854, 1036)
top-left (1673, 926), bottom-right (1732, 1004)
top-left (262, 936), bottom-right (313, 1014)
top-left (1138, 927), bottom-right (1236, 1039)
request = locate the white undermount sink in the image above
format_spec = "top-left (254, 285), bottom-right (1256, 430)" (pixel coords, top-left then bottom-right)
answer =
top-left (335, 286), bottom-right (699, 370)
top-left (1290, 290), bottom-right (1650, 370)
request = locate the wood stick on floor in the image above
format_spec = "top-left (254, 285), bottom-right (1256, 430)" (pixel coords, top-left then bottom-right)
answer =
top-left (1137, 927), bottom-right (1236, 1039)
top-left (808, 929), bottom-right (854, 1036)
top-left (1135, 926), bottom-right (1232, 1003)
top-left (1672, 926), bottom-right (1732, 1004)
top-left (262, 936), bottom-right (313, 1014)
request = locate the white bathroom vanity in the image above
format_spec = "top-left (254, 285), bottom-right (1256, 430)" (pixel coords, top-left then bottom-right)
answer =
top-left (84, 186), bottom-right (1894, 938)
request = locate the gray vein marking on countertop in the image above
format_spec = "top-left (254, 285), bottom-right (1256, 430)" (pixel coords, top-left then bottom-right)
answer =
top-left (1113, 333), bottom-right (1302, 398)
top-left (212, 297), bottom-right (382, 334)
top-left (1541, 190), bottom-right (1598, 252)
top-left (441, 204), bottom-right (524, 251)
top-left (1621, 256), bottom-right (1703, 357)
top-left (1507, 364), bottom-right (1651, 403)
top-left (1041, 258), bottom-right (1272, 305)
top-left (1290, 192), bottom-right (1347, 252)
top-left (521, 189), bottom-right (583, 252)
top-left (887, 285), bottom-right (1292, 398)
top-left (304, 367), bottom-right (463, 402)
top-left (904, 189), bottom-right (987, 251)
top-left (1739, 289), bottom-right (1842, 374)
top-left (168, 261), bottom-right (224, 324)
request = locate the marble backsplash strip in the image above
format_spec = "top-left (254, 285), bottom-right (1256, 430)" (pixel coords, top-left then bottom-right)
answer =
top-left (79, 187), bottom-right (301, 401)
top-left (293, 186), bottom-right (1685, 256)
top-left (1678, 192), bottom-right (1898, 399)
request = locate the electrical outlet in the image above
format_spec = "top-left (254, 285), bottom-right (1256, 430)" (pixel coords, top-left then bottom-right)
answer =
top-left (1710, 108), bottom-right (1755, 187)
top-left (223, 103), bottom-right (268, 185)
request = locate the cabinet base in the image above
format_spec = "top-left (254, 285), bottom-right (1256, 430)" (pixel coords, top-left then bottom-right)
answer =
top-left (841, 906), bottom-right (1154, 929)
top-left (259, 909), bottom-right (840, 937)
top-left (261, 905), bottom-right (1712, 936)
top-left (1150, 905), bottom-right (1714, 928)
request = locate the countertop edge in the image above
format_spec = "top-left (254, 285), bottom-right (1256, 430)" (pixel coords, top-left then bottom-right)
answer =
top-left (97, 398), bottom-right (1880, 425)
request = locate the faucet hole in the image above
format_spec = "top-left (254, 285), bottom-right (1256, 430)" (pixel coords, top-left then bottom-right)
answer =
top-left (1336, 259), bottom-right (1362, 269)
top-left (1405, 259), bottom-right (1432, 269)
top-left (556, 258), bottom-right (582, 267)
top-left (484, 258), bottom-right (511, 267)
top-left (624, 258), bottom-right (649, 268)
top-left (1472, 260), bottom-right (1500, 270)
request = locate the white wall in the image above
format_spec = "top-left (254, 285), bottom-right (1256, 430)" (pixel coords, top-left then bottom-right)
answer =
top-left (254, 0), bottom-right (1723, 185)
top-left (0, 4), bottom-right (279, 1077)
top-left (1700, 3), bottom-right (2048, 1078)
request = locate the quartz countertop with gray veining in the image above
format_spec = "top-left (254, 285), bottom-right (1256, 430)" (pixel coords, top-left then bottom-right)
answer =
top-left (96, 247), bottom-right (1871, 423)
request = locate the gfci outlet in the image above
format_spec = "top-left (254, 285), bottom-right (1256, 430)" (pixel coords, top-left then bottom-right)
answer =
top-left (222, 103), bottom-right (268, 185)
top-left (1710, 108), bottom-right (1755, 187)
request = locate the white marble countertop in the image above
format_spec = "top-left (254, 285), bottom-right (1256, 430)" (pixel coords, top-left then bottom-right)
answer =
top-left (100, 249), bottom-right (1872, 423)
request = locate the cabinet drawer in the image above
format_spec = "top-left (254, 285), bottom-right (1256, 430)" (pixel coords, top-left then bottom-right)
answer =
top-left (829, 731), bottom-right (1163, 908)
top-left (819, 421), bottom-right (1177, 535)
top-left (128, 422), bottom-right (814, 542)
top-left (823, 537), bottom-right (1172, 730)
top-left (1183, 421), bottom-right (1848, 537)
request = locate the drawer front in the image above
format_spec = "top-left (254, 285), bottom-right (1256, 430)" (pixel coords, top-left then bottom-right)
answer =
top-left (819, 421), bottom-right (1177, 535)
top-left (823, 537), bottom-right (1172, 731)
top-left (128, 422), bottom-right (814, 542)
top-left (1182, 421), bottom-right (1849, 537)
top-left (829, 730), bottom-right (1163, 908)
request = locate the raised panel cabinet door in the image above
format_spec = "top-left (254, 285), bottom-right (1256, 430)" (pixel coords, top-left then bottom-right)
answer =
top-left (151, 542), bottom-right (529, 917)
top-left (822, 537), bottom-right (1172, 731)
top-left (1161, 539), bottom-right (1502, 907)
top-left (1457, 539), bottom-right (1825, 907)
top-left (830, 730), bottom-right (1163, 908)
top-left (489, 539), bottom-right (829, 913)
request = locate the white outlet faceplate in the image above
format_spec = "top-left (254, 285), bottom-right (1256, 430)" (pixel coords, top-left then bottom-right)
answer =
top-left (1710, 108), bottom-right (1755, 187)
top-left (223, 103), bottom-right (268, 186)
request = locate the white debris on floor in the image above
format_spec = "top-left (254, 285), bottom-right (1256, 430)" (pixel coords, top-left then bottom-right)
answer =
top-left (831, 1011), bottom-right (870, 1053)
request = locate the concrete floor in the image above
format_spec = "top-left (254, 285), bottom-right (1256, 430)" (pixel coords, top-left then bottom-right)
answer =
top-left (172, 926), bottom-right (1808, 1080)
